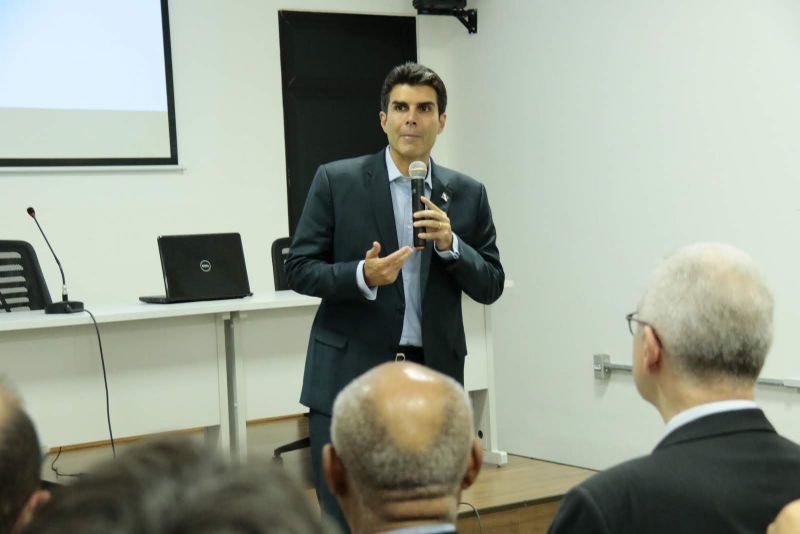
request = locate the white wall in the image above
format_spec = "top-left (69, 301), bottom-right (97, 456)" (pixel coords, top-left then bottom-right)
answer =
top-left (431, 0), bottom-right (800, 470)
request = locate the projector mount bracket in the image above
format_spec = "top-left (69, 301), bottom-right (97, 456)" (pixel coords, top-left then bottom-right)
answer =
top-left (416, 8), bottom-right (477, 34)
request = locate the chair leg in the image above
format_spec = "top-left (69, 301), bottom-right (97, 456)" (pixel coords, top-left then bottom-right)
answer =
top-left (273, 436), bottom-right (311, 458)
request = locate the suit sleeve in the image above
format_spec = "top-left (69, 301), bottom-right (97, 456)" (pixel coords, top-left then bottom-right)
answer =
top-left (548, 486), bottom-right (612, 534)
top-left (284, 165), bottom-right (364, 302)
top-left (442, 183), bottom-right (504, 305)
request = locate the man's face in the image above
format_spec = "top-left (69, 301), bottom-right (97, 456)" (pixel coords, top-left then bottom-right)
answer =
top-left (380, 84), bottom-right (446, 168)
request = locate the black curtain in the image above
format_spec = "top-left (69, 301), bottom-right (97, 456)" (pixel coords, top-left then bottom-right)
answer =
top-left (279, 11), bottom-right (417, 235)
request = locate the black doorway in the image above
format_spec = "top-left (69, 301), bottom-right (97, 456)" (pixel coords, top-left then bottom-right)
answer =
top-left (278, 11), bottom-right (417, 235)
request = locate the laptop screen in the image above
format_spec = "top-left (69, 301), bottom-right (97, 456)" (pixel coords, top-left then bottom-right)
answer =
top-left (158, 233), bottom-right (251, 302)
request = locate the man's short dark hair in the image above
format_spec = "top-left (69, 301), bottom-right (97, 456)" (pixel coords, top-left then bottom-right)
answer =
top-left (25, 438), bottom-right (331, 534)
top-left (0, 394), bottom-right (42, 533)
top-left (380, 62), bottom-right (448, 115)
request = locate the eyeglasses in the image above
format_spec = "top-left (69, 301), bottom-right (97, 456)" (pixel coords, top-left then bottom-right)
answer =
top-left (626, 312), bottom-right (664, 348)
top-left (625, 312), bottom-right (651, 336)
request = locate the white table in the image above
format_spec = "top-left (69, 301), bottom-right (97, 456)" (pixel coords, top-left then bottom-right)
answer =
top-left (0, 290), bottom-right (507, 464)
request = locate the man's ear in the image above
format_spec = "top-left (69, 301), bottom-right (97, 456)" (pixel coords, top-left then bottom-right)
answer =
top-left (379, 110), bottom-right (388, 132)
top-left (438, 112), bottom-right (447, 133)
top-left (642, 325), bottom-right (664, 373)
top-left (323, 443), bottom-right (349, 498)
top-left (461, 437), bottom-right (483, 490)
top-left (12, 488), bottom-right (50, 534)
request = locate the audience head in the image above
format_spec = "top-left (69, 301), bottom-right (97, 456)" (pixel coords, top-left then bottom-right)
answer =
top-left (380, 62), bottom-right (447, 115)
top-left (24, 438), bottom-right (329, 534)
top-left (325, 361), bottom-right (481, 533)
top-left (0, 382), bottom-right (49, 534)
top-left (631, 243), bottom-right (773, 407)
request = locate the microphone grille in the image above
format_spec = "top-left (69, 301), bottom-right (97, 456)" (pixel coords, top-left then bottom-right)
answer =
top-left (26, 207), bottom-right (35, 217)
top-left (409, 160), bottom-right (427, 180)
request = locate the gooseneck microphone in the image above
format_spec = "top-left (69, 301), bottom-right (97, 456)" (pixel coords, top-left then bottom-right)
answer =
top-left (27, 207), bottom-right (84, 314)
top-left (409, 160), bottom-right (427, 250)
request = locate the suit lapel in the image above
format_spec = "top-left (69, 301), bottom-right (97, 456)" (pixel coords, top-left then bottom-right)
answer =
top-left (420, 161), bottom-right (453, 299)
top-left (367, 152), bottom-right (400, 253)
top-left (366, 151), bottom-right (403, 299)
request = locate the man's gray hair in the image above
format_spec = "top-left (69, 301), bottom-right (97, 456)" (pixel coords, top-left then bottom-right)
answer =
top-left (331, 369), bottom-right (473, 504)
top-left (638, 243), bottom-right (773, 382)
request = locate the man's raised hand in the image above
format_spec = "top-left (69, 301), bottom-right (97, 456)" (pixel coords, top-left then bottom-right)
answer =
top-left (363, 242), bottom-right (413, 287)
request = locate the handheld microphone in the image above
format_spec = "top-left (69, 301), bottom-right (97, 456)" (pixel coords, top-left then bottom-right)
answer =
top-left (26, 207), bottom-right (84, 314)
top-left (409, 160), bottom-right (427, 250)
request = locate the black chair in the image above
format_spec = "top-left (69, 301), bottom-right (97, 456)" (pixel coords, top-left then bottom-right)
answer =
top-left (271, 236), bottom-right (292, 291)
top-left (270, 237), bottom-right (311, 459)
top-left (0, 240), bottom-right (52, 312)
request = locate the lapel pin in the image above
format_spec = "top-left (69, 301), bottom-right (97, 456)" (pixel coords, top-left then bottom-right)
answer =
top-left (441, 192), bottom-right (449, 203)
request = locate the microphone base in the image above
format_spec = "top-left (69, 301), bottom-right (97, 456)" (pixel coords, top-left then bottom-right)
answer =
top-left (45, 301), bottom-right (84, 314)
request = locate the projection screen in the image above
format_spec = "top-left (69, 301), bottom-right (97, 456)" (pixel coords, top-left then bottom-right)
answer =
top-left (0, 0), bottom-right (178, 166)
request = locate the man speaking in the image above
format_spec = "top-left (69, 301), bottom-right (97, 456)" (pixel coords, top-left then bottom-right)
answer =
top-left (285, 62), bottom-right (504, 527)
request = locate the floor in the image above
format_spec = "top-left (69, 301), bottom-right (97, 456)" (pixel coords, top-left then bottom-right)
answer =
top-left (41, 415), bottom-right (596, 532)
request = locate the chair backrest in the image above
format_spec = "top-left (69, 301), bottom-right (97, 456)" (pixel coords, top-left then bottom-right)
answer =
top-left (0, 240), bottom-right (52, 311)
top-left (271, 237), bottom-right (292, 291)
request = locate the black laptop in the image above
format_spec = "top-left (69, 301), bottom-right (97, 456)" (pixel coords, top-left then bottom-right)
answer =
top-left (139, 233), bottom-right (252, 304)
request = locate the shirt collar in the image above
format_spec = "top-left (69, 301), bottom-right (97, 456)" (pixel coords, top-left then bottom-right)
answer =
top-left (662, 399), bottom-right (759, 439)
top-left (385, 146), bottom-right (433, 188)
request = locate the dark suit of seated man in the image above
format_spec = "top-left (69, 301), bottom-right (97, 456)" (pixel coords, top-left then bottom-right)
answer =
top-left (323, 361), bottom-right (482, 534)
top-left (549, 243), bottom-right (800, 534)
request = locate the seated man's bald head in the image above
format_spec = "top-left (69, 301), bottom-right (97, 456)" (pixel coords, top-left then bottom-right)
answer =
top-left (326, 362), bottom-right (481, 532)
top-left (362, 362), bottom-right (462, 453)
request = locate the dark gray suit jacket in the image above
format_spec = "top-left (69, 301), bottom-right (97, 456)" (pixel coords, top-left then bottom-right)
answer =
top-left (285, 150), bottom-right (504, 415)
top-left (548, 409), bottom-right (800, 534)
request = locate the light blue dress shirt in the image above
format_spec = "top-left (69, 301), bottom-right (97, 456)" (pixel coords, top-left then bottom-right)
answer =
top-left (356, 147), bottom-right (460, 347)
top-left (661, 399), bottom-right (759, 440)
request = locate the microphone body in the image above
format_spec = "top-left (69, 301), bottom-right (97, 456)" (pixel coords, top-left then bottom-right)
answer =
top-left (26, 207), bottom-right (84, 314)
top-left (409, 161), bottom-right (427, 250)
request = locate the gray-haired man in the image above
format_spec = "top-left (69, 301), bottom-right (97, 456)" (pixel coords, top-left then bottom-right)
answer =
top-left (549, 243), bottom-right (800, 534)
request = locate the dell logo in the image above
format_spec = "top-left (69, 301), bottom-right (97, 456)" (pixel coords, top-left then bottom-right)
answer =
top-left (199, 260), bottom-right (212, 272)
